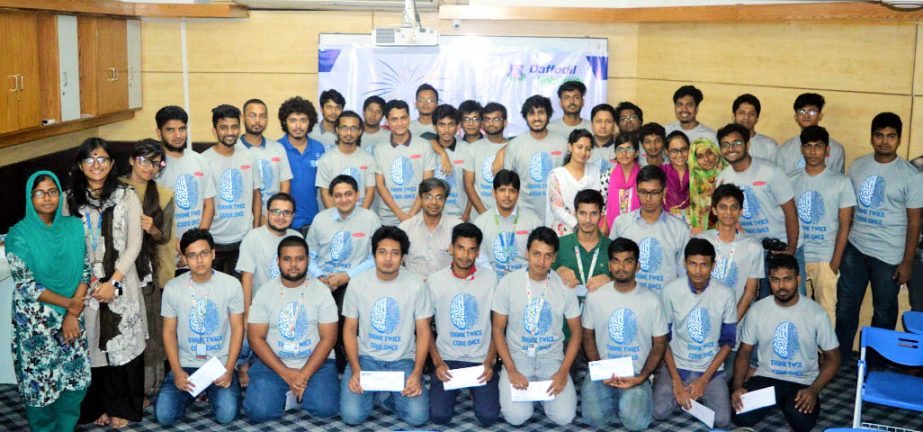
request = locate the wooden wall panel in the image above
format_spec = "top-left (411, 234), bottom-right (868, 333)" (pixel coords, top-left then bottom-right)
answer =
top-left (140, 19), bottom-right (182, 73)
top-left (98, 72), bottom-right (184, 141)
top-left (907, 96), bottom-right (923, 160)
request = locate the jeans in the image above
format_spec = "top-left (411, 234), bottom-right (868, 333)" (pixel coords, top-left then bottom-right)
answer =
top-left (243, 358), bottom-right (338, 422)
top-left (339, 356), bottom-right (429, 426)
top-left (154, 368), bottom-right (240, 425)
top-left (236, 339), bottom-right (252, 368)
top-left (580, 377), bottom-right (652, 431)
top-left (212, 241), bottom-right (241, 279)
top-left (759, 246), bottom-right (807, 299)
top-left (498, 354), bottom-right (577, 426)
top-left (909, 260), bottom-right (923, 312)
top-left (732, 375), bottom-right (820, 432)
top-left (429, 360), bottom-right (500, 427)
top-left (652, 366), bottom-right (732, 428)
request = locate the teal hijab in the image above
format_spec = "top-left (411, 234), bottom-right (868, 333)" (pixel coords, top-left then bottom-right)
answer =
top-left (6, 171), bottom-right (86, 314)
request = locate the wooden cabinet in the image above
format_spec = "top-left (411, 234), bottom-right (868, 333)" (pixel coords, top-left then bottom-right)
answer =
top-left (0, 11), bottom-right (41, 135)
top-left (78, 15), bottom-right (129, 117)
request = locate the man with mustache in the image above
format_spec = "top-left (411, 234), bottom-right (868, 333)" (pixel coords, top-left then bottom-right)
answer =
top-left (664, 85), bottom-right (717, 146)
top-left (239, 99), bottom-right (292, 224)
top-left (278, 96), bottom-right (326, 235)
top-left (548, 81), bottom-right (590, 138)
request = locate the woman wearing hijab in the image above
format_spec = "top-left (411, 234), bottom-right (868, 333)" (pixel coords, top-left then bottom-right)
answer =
top-left (6, 171), bottom-right (92, 431)
top-left (688, 137), bottom-right (726, 234)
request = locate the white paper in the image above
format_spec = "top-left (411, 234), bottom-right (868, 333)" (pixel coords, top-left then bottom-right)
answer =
top-left (360, 371), bottom-right (405, 392)
top-left (186, 356), bottom-right (226, 397)
top-left (682, 399), bottom-right (715, 428)
top-left (588, 357), bottom-right (634, 381)
top-left (738, 386), bottom-right (776, 413)
top-left (443, 365), bottom-right (488, 391)
top-left (284, 391), bottom-right (299, 411)
top-left (509, 380), bottom-right (555, 402)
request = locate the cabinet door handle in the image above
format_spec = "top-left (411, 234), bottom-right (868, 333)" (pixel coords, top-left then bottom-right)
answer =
top-left (62, 71), bottom-right (67, 87)
top-left (7, 75), bottom-right (16, 92)
top-left (17, 75), bottom-right (23, 91)
top-left (114, 68), bottom-right (119, 81)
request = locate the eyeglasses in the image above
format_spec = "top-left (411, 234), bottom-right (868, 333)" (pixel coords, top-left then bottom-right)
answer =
top-left (483, 117), bottom-right (504, 124)
top-left (462, 117), bottom-right (481, 124)
top-left (719, 140), bottom-right (745, 150)
top-left (135, 156), bottom-right (166, 171)
top-left (615, 146), bottom-right (635, 155)
top-left (667, 148), bottom-right (690, 155)
top-left (797, 108), bottom-right (819, 117)
top-left (32, 188), bottom-right (60, 199)
top-left (416, 97), bottom-right (437, 103)
top-left (422, 193), bottom-right (446, 202)
top-left (637, 188), bottom-right (663, 198)
top-left (185, 249), bottom-right (212, 261)
top-left (337, 126), bottom-right (361, 133)
top-left (81, 156), bottom-right (112, 167)
top-left (619, 115), bottom-right (638, 122)
top-left (268, 208), bottom-right (294, 217)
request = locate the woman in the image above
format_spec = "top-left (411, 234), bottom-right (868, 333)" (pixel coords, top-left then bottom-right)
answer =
top-left (604, 133), bottom-right (641, 230)
top-left (67, 138), bottom-right (147, 428)
top-left (120, 138), bottom-right (175, 405)
top-left (7, 171), bottom-right (92, 431)
top-left (688, 137), bottom-right (726, 234)
top-left (546, 129), bottom-right (601, 236)
top-left (588, 103), bottom-right (617, 172)
top-left (663, 131), bottom-right (691, 221)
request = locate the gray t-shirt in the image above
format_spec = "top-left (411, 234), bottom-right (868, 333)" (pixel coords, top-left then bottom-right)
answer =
top-left (306, 207), bottom-right (381, 277)
top-left (791, 168), bottom-right (857, 263)
top-left (502, 131), bottom-right (568, 221)
top-left (428, 266), bottom-right (498, 363)
top-left (162, 271), bottom-right (245, 368)
top-left (778, 136), bottom-right (845, 177)
top-left (235, 226), bottom-right (302, 296)
top-left (582, 283), bottom-right (668, 375)
top-left (361, 129), bottom-right (389, 156)
top-left (748, 133), bottom-right (779, 164)
top-left (374, 137), bottom-right (437, 225)
top-left (435, 144), bottom-right (470, 218)
top-left (248, 278), bottom-right (339, 368)
top-left (661, 277), bottom-right (737, 373)
top-left (609, 210), bottom-right (690, 292)
top-left (201, 146), bottom-right (259, 245)
top-left (717, 157), bottom-right (796, 243)
top-left (847, 154), bottom-right (923, 265)
top-left (665, 122), bottom-right (717, 146)
top-left (156, 150), bottom-right (216, 239)
top-left (740, 296), bottom-right (838, 385)
top-left (491, 269), bottom-right (580, 362)
top-left (308, 126), bottom-right (338, 151)
top-left (316, 145), bottom-right (378, 205)
top-left (342, 269), bottom-right (433, 361)
top-left (463, 138), bottom-right (507, 215)
top-left (473, 206), bottom-right (543, 280)
top-left (696, 230), bottom-right (765, 302)
top-left (238, 136), bottom-right (293, 209)
top-left (408, 120), bottom-right (434, 139)
top-left (589, 144), bottom-right (616, 172)
top-left (547, 118), bottom-right (590, 139)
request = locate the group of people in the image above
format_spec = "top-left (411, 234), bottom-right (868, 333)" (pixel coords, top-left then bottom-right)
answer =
top-left (7, 80), bottom-right (923, 432)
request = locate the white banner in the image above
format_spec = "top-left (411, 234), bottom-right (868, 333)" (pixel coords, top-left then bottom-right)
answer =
top-left (318, 34), bottom-right (608, 136)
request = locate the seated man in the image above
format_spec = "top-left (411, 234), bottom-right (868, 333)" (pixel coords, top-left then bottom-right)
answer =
top-left (243, 236), bottom-right (339, 422)
top-left (473, 169), bottom-right (543, 280)
top-left (553, 189), bottom-right (612, 299)
top-left (732, 254), bottom-right (840, 432)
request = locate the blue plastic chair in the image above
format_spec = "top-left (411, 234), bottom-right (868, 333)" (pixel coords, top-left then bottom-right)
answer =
top-left (852, 326), bottom-right (923, 428)
top-left (904, 311), bottom-right (923, 335)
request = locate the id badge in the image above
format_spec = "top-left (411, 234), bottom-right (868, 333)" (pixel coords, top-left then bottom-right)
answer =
top-left (526, 343), bottom-right (537, 358)
top-left (284, 342), bottom-right (298, 353)
top-left (195, 343), bottom-right (207, 360)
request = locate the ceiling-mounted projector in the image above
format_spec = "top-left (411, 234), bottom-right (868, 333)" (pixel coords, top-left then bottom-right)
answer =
top-left (372, 0), bottom-right (438, 46)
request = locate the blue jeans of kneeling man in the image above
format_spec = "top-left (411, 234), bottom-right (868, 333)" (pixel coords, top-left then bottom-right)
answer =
top-left (339, 356), bottom-right (429, 426)
top-left (580, 377), bottom-right (653, 431)
top-left (498, 353), bottom-right (577, 426)
top-left (155, 367), bottom-right (240, 425)
top-left (429, 360), bottom-right (500, 426)
top-left (243, 357), bottom-right (339, 422)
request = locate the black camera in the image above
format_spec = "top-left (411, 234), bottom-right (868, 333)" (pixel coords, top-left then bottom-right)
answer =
top-left (761, 237), bottom-right (788, 252)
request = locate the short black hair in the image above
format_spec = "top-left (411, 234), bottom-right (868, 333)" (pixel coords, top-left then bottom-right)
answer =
top-left (871, 112), bottom-right (903, 137)
top-left (416, 83), bottom-right (439, 101)
top-left (419, 177), bottom-right (450, 197)
top-left (711, 183), bottom-right (744, 208)
top-left (211, 104), bottom-right (240, 128)
top-left (591, 103), bottom-right (616, 122)
top-left (155, 105), bottom-right (188, 129)
top-left (800, 125), bottom-right (829, 146)
top-left (267, 192), bottom-right (296, 211)
top-left (636, 165), bottom-right (666, 189)
top-left (277, 235), bottom-right (308, 257)
top-left (520, 95), bottom-right (553, 120)
top-left (384, 99), bottom-right (410, 119)
top-left (451, 222), bottom-right (483, 247)
top-left (684, 237), bottom-right (716, 261)
top-left (433, 104), bottom-right (460, 124)
top-left (458, 100), bottom-right (483, 117)
top-left (363, 95), bottom-right (386, 111)
top-left (768, 253), bottom-right (800, 276)
top-left (574, 189), bottom-right (604, 212)
top-left (329, 174), bottom-right (358, 192)
top-left (568, 128), bottom-right (594, 145)
top-left (614, 131), bottom-right (640, 152)
top-left (716, 123), bottom-right (750, 145)
top-left (666, 130), bottom-right (691, 148)
top-left (278, 96), bottom-right (318, 134)
top-left (526, 226), bottom-right (559, 253)
top-left (336, 110), bottom-right (364, 130)
top-left (615, 101), bottom-right (643, 124)
top-left (733, 93), bottom-right (761, 115)
top-left (608, 237), bottom-right (639, 261)
top-left (639, 122), bottom-right (666, 142)
top-left (673, 85), bottom-right (703, 105)
top-left (492, 169), bottom-right (520, 191)
top-left (180, 228), bottom-right (214, 254)
top-left (557, 80), bottom-right (586, 98)
top-left (794, 93), bottom-right (825, 112)
top-left (320, 89), bottom-right (346, 108)
top-left (242, 98), bottom-right (266, 113)
top-left (372, 225), bottom-right (410, 256)
top-left (482, 102), bottom-right (507, 120)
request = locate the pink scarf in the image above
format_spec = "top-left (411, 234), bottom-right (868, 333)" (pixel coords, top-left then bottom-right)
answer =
top-left (606, 163), bottom-right (641, 228)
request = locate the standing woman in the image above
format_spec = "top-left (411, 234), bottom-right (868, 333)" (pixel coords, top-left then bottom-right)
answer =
top-left (547, 129), bottom-right (601, 236)
top-left (663, 131), bottom-right (691, 221)
top-left (603, 133), bottom-right (641, 231)
top-left (67, 138), bottom-right (147, 428)
top-left (588, 103), bottom-right (617, 172)
top-left (121, 138), bottom-right (175, 405)
top-left (688, 137), bottom-right (726, 234)
top-left (6, 171), bottom-right (92, 431)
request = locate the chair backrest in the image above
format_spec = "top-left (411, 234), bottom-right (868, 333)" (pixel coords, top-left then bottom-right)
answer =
top-left (860, 326), bottom-right (923, 367)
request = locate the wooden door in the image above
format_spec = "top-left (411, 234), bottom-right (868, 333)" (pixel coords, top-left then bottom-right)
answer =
top-left (0, 11), bottom-right (22, 134)
top-left (108, 17), bottom-right (129, 113)
top-left (78, 15), bottom-right (100, 117)
top-left (15, 12), bottom-right (41, 130)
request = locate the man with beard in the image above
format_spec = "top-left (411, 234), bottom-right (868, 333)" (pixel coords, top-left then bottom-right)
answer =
top-left (310, 89), bottom-right (345, 150)
top-left (431, 104), bottom-right (470, 219)
top-left (615, 101), bottom-right (643, 136)
top-left (548, 81), bottom-right (590, 138)
top-left (732, 254), bottom-right (839, 432)
top-left (580, 237), bottom-right (668, 431)
top-left (473, 170), bottom-right (543, 280)
top-left (243, 236), bottom-right (340, 422)
top-left (409, 83), bottom-right (438, 139)
top-left (458, 100), bottom-right (484, 143)
top-left (316, 111), bottom-right (378, 210)
top-left (664, 85), bottom-right (717, 146)
top-left (278, 96), bottom-right (326, 235)
top-left (238, 99), bottom-right (292, 223)
top-left (554, 190), bottom-right (612, 300)
top-left (361, 96), bottom-right (388, 153)
top-left (201, 104), bottom-right (261, 276)
top-left (400, 178), bottom-right (462, 279)
top-left (465, 102), bottom-right (509, 217)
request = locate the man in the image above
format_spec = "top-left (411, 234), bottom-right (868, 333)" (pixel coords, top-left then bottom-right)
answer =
top-left (239, 99), bottom-right (293, 221)
top-left (473, 170), bottom-right (543, 279)
top-left (154, 105), bottom-right (215, 244)
top-left (638, 122), bottom-right (666, 167)
top-left (339, 226), bottom-right (433, 426)
top-left (464, 102), bottom-right (509, 217)
top-left (201, 104), bottom-right (261, 276)
top-left (427, 223), bottom-right (500, 427)
top-left (400, 178), bottom-right (462, 278)
top-left (609, 165), bottom-right (690, 292)
top-left (715, 122), bottom-right (805, 298)
top-left (243, 236), bottom-right (339, 422)
top-left (155, 229), bottom-right (244, 425)
top-left (553, 189), bottom-right (612, 299)
top-left (733, 255), bottom-right (840, 432)
top-left (791, 125), bottom-right (855, 324)
top-left (777, 93), bottom-right (846, 176)
top-left (409, 83), bottom-right (438, 139)
top-left (361, 95), bottom-right (389, 153)
top-left (316, 111), bottom-right (378, 210)
top-left (836, 112), bottom-right (923, 364)
top-left (664, 85), bottom-right (717, 145)
top-left (548, 81), bottom-right (590, 138)
top-left (733, 93), bottom-right (778, 163)
top-left (277, 96), bottom-right (326, 235)
top-left (615, 101), bottom-right (643, 136)
top-left (581, 238), bottom-right (668, 431)
top-left (374, 99), bottom-right (437, 225)
top-left (431, 104), bottom-right (470, 219)
top-left (309, 89), bottom-right (345, 150)
top-left (652, 239), bottom-right (736, 429)
top-left (458, 100), bottom-right (484, 143)
top-left (491, 227), bottom-right (582, 426)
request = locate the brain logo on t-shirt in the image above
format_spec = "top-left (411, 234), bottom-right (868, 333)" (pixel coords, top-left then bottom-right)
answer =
top-left (608, 308), bottom-right (638, 345)
top-left (797, 156), bottom-right (806, 170)
top-left (268, 252), bottom-right (280, 280)
top-left (492, 232), bottom-right (515, 265)
top-left (858, 175), bottom-right (886, 209)
top-left (687, 307), bottom-right (712, 344)
top-left (482, 155), bottom-right (497, 183)
top-left (218, 169), bottom-right (244, 203)
top-left (174, 173), bottom-right (199, 211)
top-left (638, 238), bottom-right (663, 273)
top-left (436, 169), bottom-right (457, 193)
top-left (370, 297), bottom-right (400, 334)
top-left (188, 298), bottom-right (220, 335)
top-left (797, 191), bottom-right (826, 225)
top-left (521, 298), bottom-right (553, 336)
top-left (773, 321), bottom-right (800, 360)
top-left (712, 257), bottom-right (739, 288)
top-left (255, 158), bottom-right (274, 191)
top-left (449, 293), bottom-right (479, 331)
top-left (740, 186), bottom-right (762, 220)
top-left (342, 167), bottom-right (364, 191)
top-left (330, 231), bottom-right (353, 263)
top-left (390, 156), bottom-right (414, 186)
top-left (528, 152), bottom-right (553, 183)
top-left (278, 302), bottom-right (309, 342)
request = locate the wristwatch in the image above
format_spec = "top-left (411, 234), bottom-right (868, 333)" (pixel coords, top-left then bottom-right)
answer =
top-left (112, 280), bottom-right (123, 296)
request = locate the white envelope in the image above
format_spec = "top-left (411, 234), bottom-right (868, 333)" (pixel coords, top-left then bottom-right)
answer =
top-left (588, 357), bottom-right (634, 381)
top-left (510, 380), bottom-right (555, 402)
top-left (738, 386), bottom-right (777, 413)
top-left (682, 399), bottom-right (715, 428)
top-left (443, 365), bottom-right (488, 391)
top-left (284, 391), bottom-right (299, 411)
top-left (186, 356), bottom-right (226, 397)
top-left (360, 371), bottom-right (405, 392)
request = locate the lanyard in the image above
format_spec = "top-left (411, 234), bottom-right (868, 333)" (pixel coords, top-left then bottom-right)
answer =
top-left (525, 274), bottom-right (548, 337)
top-left (494, 210), bottom-right (520, 270)
top-left (575, 245), bottom-right (600, 286)
top-left (713, 231), bottom-right (737, 280)
top-left (84, 211), bottom-right (102, 256)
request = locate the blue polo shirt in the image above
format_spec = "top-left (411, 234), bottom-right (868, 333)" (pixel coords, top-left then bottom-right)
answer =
top-left (279, 134), bottom-right (325, 228)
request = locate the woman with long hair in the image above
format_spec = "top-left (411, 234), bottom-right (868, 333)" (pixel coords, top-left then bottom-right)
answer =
top-left (663, 131), bottom-right (691, 221)
top-left (688, 137), bottom-right (727, 234)
top-left (546, 129), bottom-right (601, 236)
top-left (603, 132), bottom-right (642, 231)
